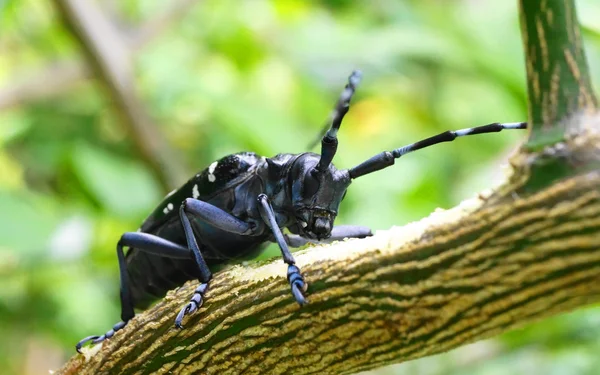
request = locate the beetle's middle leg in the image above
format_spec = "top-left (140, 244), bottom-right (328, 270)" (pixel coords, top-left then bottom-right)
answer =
top-left (175, 198), bottom-right (255, 327)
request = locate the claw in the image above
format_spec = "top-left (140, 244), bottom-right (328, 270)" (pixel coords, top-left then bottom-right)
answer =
top-left (291, 282), bottom-right (307, 305)
top-left (175, 304), bottom-right (191, 329)
top-left (75, 320), bottom-right (129, 353)
top-left (76, 335), bottom-right (101, 353)
top-left (174, 282), bottom-right (208, 329)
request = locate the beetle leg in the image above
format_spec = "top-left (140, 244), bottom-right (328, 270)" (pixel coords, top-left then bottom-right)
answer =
top-left (284, 233), bottom-right (311, 248)
top-left (174, 198), bottom-right (258, 328)
top-left (76, 321), bottom-right (128, 353)
top-left (181, 198), bottom-right (254, 234)
top-left (257, 194), bottom-right (308, 305)
top-left (76, 232), bottom-right (192, 353)
top-left (175, 282), bottom-right (208, 329)
top-left (328, 225), bottom-right (372, 240)
top-left (285, 225), bottom-right (372, 247)
top-left (175, 201), bottom-right (214, 328)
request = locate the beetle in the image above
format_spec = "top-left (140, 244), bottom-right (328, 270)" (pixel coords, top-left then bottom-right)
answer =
top-left (76, 71), bottom-right (527, 352)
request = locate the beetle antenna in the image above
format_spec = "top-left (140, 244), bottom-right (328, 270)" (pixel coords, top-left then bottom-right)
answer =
top-left (313, 70), bottom-right (362, 173)
top-left (348, 122), bottom-right (527, 179)
top-left (307, 123), bottom-right (329, 151)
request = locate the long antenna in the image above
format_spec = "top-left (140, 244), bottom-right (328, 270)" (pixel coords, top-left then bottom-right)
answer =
top-left (307, 123), bottom-right (329, 151)
top-left (348, 122), bottom-right (527, 179)
top-left (314, 70), bottom-right (362, 173)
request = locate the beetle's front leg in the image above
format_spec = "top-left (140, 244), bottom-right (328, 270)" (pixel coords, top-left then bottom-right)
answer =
top-left (257, 194), bottom-right (308, 305)
top-left (286, 224), bottom-right (372, 247)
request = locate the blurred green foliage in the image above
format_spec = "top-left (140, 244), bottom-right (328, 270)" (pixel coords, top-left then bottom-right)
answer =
top-left (0, 1), bottom-right (599, 374)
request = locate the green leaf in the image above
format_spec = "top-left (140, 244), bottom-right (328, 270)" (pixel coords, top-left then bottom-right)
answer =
top-left (70, 143), bottom-right (162, 219)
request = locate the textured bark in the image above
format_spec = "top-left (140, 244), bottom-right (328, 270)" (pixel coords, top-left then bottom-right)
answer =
top-left (513, 0), bottom-right (599, 197)
top-left (55, 1), bottom-right (600, 374)
top-left (519, 0), bottom-right (597, 147)
top-left (55, 144), bottom-right (600, 375)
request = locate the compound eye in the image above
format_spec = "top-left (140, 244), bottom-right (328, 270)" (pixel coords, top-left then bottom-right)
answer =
top-left (303, 173), bottom-right (319, 198)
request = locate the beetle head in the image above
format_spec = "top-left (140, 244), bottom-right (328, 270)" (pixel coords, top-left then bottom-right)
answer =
top-left (289, 153), bottom-right (351, 240)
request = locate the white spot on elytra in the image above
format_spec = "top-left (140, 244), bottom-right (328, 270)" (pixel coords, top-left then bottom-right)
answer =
top-left (193, 184), bottom-right (200, 199)
top-left (163, 203), bottom-right (174, 214)
top-left (208, 161), bottom-right (218, 182)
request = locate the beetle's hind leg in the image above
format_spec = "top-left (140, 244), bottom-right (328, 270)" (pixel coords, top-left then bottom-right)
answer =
top-left (76, 232), bottom-right (193, 353)
top-left (76, 321), bottom-right (128, 353)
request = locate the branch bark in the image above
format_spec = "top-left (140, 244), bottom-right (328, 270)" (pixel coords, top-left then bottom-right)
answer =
top-left (53, 0), bottom-right (191, 191)
top-left (0, 0), bottom-right (200, 112)
top-left (56, 154), bottom-right (600, 375)
top-left (56, 1), bottom-right (600, 374)
top-left (0, 60), bottom-right (89, 109)
top-left (519, 0), bottom-right (597, 147)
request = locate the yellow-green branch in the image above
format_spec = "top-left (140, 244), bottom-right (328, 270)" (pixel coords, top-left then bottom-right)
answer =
top-left (519, 0), bottom-right (597, 148)
top-left (55, 125), bottom-right (600, 374)
top-left (55, 1), bottom-right (600, 374)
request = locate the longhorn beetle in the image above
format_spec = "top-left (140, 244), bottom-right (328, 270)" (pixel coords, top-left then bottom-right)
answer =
top-left (76, 71), bottom-right (527, 352)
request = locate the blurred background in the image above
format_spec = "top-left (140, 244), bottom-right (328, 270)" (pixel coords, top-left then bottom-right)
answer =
top-left (1, 1), bottom-right (599, 374)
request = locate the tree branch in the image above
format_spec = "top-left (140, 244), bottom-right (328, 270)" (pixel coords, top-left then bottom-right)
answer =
top-left (519, 0), bottom-right (597, 147)
top-left (53, 0), bottom-right (189, 190)
top-left (127, 0), bottom-right (201, 51)
top-left (0, 0), bottom-right (200, 112)
top-left (56, 141), bottom-right (600, 374)
top-left (0, 60), bottom-right (90, 109)
top-left (511, 0), bottom-right (599, 198)
top-left (55, 1), bottom-right (600, 374)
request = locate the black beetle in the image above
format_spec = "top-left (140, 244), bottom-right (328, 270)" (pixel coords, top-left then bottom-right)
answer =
top-left (76, 71), bottom-right (526, 352)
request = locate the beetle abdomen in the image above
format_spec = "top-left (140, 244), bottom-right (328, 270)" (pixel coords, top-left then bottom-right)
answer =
top-left (127, 250), bottom-right (201, 309)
